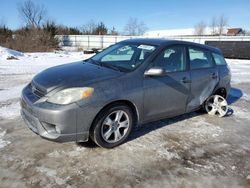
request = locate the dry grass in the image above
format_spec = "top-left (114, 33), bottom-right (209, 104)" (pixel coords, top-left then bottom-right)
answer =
top-left (1, 28), bottom-right (59, 52)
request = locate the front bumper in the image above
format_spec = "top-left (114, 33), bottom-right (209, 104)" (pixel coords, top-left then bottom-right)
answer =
top-left (20, 84), bottom-right (97, 143)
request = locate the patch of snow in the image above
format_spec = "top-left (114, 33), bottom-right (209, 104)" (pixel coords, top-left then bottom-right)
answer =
top-left (0, 85), bottom-right (25, 102)
top-left (186, 121), bottom-right (223, 139)
top-left (226, 59), bottom-right (250, 84)
top-left (185, 167), bottom-right (199, 173)
top-left (67, 146), bottom-right (86, 157)
top-left (242, 93), bottom-right (250, 101)
top-left (231, 166), bottom-right (236, 170)
top-left (0, 85), bottom-right (26, 119)
top-left (247, 174), bottom-right (250, 180)
top-left (0, 102), bottom-right (20, 119)
top-left (48, 146), bottom-right (86, 158)
top-left (36, 166), bottom-right (66, 185)
top-left (157, 149), bottom-right (180, 160)
top-left (0, 129), bottom-right (10, 149)
top-left (232, 106), bottom-right (250, 120)
top-left (0, 46), bottom-right (25, 60)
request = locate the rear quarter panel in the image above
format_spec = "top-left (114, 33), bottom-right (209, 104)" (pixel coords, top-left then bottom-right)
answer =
top-left (216, 64), bottom-right (231, 97)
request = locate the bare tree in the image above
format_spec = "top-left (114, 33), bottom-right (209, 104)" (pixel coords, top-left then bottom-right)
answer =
top-left (245, 30), bottom-right (250, 36)
top-left (110, 26), bottom-right (119, 35)
top-left (210, 17), bottom-right (218, 35)
top-left (18, 0), bottom-right (47, 28)
top-left (0, 18), bottom-right (13, 46)
top-left (124, 18), bottom-right (147, 36)
top-left (217, 15), bottom-right (228, 35)
top-left (81, 20), bottom-right (97, 34)
top-left (194, 21), bottom-right (207, 36)
top-left (94, 22), bottom-right (108, 35)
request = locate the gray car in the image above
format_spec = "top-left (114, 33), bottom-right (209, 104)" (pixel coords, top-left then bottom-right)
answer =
top-left (21, 39), bottom-right (231, 148)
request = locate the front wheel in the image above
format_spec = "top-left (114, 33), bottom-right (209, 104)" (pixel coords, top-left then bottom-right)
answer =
top-left (90, 104), bottom-right (134, 148)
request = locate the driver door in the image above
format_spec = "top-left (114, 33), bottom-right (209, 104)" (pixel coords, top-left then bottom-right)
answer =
top-left (143, 45), bottom-right (191, 121)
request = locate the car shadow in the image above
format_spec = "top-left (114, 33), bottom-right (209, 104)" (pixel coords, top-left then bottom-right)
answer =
top-left (227, 87), bottom-right (243, 105)
top-left (76, 139), bottom-right (98, 148)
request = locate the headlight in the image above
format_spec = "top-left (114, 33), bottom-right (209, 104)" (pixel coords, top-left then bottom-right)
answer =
top-left (47, 87), bottom-right (94, 105)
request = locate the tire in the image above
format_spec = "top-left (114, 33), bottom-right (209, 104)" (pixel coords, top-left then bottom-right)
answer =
top-left (90, 104), bottom-right (134, 148)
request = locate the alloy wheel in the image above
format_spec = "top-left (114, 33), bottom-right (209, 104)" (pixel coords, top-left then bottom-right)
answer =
top-left (205, 95), bottom-right (228, 117)
top-left (101, 110), bottom-right (130, 143)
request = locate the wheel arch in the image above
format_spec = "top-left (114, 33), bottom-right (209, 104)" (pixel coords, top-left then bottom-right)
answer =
top-left (90, 99), bottom-right (139, 132)
top-left (213, 87), bottom-right (227, 98)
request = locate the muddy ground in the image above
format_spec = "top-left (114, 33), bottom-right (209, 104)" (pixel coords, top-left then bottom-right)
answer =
top-left (0, 82), bottom-right (249, 188)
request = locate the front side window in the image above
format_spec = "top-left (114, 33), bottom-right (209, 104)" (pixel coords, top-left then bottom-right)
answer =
top-left (189, 47), bottom-right (214, 70)
top-left (154, 46), bottom-right (186, 72)
top-left (212, 53), bottom-right (227, 65)
top-left (90, 43), bottom-right (156, 72)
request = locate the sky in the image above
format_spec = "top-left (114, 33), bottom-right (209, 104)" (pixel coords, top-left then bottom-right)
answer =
top-left (0, 0), bottom-right (250, 32)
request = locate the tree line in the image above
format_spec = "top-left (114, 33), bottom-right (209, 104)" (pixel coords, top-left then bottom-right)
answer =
top-left (0, 0), bottom-right (147, 52)
top-left (193, 15), bottom-right (228, 36)
top-left (194, 15), bottom-right (249, 36)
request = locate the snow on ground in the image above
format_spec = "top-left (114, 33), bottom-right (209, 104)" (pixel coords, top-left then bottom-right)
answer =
top-left (0, 51), bottom-right (91, 75)
top-left (226, 59), bottom-right (250, 84)
top-left (0, 84), bottom-right (26, 102)
top-left (36, 166), bottom-right (66, 185)
top-left (0, 129), bottom-right (10, 149)
top-left (0, 46), bottom-right (25, 60)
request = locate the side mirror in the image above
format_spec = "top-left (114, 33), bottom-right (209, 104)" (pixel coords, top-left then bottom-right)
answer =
top-left (144, 67), bottom-right (164, 76)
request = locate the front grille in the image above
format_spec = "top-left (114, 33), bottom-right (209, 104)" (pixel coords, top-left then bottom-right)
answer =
top-left (31, 82), bottom-right (46, 98)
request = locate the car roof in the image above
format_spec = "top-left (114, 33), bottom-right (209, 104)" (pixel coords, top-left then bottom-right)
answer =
top-left (121, 38), bottom-right (221, 54)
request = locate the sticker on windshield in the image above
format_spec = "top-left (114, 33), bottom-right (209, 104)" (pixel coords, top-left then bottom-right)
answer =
top-left (137, 45), bottom-right (155, 51)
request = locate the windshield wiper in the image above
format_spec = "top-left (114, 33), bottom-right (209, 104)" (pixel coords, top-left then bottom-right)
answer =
top-left (86, 59), bottom-right (124, 72)
top-left (86, 58), bottom-right (102, 66)
top-left (101, 62), bottom-right (122, 72)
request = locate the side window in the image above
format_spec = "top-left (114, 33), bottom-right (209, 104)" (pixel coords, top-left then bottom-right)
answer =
top-left (189, 47), bottom-right (214, 69)
top-left (154, 46), bottom-right (186, 72)
top-left (101, 45), bottom-right (135, 62)
top-left (212, 53), bottom-right (227, 65)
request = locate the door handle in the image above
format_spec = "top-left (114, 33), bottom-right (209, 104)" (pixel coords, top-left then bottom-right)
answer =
top-left (211, 73), bottom-right (218, 79)
top-left (181, 77), bottom-right (191, 83)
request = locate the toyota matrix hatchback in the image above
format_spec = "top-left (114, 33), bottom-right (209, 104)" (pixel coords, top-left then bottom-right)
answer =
top-left (21, 39), bottom-right (231, 148)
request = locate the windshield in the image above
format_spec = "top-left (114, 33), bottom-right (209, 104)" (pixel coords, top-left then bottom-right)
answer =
top-left (89, 43), bottom-right (156, 72)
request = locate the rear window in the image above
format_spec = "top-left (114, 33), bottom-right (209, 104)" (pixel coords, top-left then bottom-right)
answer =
top-left (212, 53), bottom-right (227, 65)
top-left (189, 47), bottom-right (214, 70)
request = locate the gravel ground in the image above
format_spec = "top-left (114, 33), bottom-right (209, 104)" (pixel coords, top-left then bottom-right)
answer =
top-left (0, 53), bottom-right (250, 188)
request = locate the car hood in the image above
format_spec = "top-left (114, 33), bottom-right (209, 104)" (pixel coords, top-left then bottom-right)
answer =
top-left (32, 61), bottom-right (122, 93)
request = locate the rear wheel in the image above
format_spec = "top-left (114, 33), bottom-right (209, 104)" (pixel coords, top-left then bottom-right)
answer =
top-left (205, 95), bottom-right (228, 117)
top-left (90, 104), bottom-right (134, 148)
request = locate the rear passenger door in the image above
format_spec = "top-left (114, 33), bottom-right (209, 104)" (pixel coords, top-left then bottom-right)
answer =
top-left (187, 46), bottom-right (219, 111)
